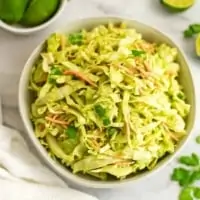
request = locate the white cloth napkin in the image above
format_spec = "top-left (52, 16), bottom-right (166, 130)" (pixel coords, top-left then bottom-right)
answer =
top-left (0, 125), bottom-right (98, 200)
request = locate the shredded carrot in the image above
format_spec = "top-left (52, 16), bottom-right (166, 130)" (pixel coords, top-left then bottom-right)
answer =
top-left (64, 70), bottom-right (97, 87)
top-left (144, 61), bottom-right (151, 72)
top-left (45, 116), bottom-right (69, 125)
top-left (52, 114), bottom-right (58, 120)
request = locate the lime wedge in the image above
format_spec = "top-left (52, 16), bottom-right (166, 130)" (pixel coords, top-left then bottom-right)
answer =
top-left (161, 0), bottom-right (195, 11)
top-left (195, 34), bottom-right (200, 57)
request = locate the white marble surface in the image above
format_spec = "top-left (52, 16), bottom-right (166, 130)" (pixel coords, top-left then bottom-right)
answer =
top-left (1, 0), bottom-right (200, 199)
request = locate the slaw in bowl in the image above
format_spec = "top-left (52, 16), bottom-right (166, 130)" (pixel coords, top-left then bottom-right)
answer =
top-left (19, 17), bottom-right (195, 188)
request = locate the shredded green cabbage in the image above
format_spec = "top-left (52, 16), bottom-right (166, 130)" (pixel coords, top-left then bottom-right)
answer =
top-left (29, 23), bottom-right (190, 180)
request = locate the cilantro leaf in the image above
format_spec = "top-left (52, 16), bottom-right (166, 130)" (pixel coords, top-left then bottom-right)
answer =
top-left (183, 24), bottom-right (200, 38)
top-left (179, 187), bottom-right (193, 200)
top-left (94, 104), bottom-right (106, 118)
top-left (50, 67), bottom-right (63, 75)
top-left (171, 167), bottom-right (192, 186)
top-left (68, 33), bottom-right (83, 45)
top-left (65, 125), bottom-right (77, 139)
top-left (193, 187), bottom-right (200, 198)
top-left (131, 50), bottom-right (145, 56)
top-left (183, 28), bottom-right (193, 38)
top-left (177, 92), bottom-right (185, 100)
top-left (191, 153), bottom-right (200, 165)
top-left (48, 77), bottom-right (56, 84)
top-left (189, 170), bottom-right (200, 183)
top-left (103, 117), bottom-right (111, 126)
top-left (196, 135), bottom-right (200, 144)
top-left (190, 24), bottom-right (200, 34)
top-left (179, 153), bottom-right (199, 166)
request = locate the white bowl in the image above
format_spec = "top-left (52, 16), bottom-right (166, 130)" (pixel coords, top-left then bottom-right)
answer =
top-left (0, 0), bottom-right (67, 35)
top-left (19, 16), bottom-right (196, 188)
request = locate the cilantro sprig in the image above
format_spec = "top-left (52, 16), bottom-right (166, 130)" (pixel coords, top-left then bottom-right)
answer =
top-left (171, 152), bottom-right (200, 200)
top-left (184, 24), bottom-right (200, 38)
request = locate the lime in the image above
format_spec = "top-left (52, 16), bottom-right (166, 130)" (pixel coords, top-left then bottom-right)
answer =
top-left (195, 34), bottom-right (200, 57)
top-left (0, 0), bottom-right (30, 23)
top-left (161, 0), bottom-right (195, 11)
top-left (21, 0), bottom-right (60, 26)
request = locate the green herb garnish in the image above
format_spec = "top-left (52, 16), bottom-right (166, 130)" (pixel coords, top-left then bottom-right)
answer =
top-left (131, 50), bottom-right (145, 56)
top-left (184, 28), bottom-right (194, 38)
top-left (68, 33), bottom-right (83, 45)
top-left (171, 167), bottom-right (191, 186)
top-left (196, 135), bottom-right (200, 144)
top-left (94, 104), bottom-right (106, 118)
top-left (65, 125), bottom-right (77, 139)
top-left (190, 24), bottom-right (200, 34)
top-left (94, 105), bottom-right (111, 126)
top-left (48, 77), bottom-right (56, 84)
top-left (184, 24), bottom-right (200, 38)
top-left (50, 66), bottom-right (63, 75)
top-left (179, 153), bottom-right (199, 166)
top-left (179, 187), bottom-right (193, 200)
top-left (103, 117), bottom-right (111, 126)
top-left (171, 152), bottom-right (200, 200)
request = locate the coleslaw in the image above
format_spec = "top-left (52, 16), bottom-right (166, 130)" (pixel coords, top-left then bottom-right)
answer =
top-left (29, 23), bottom-right (190, 180)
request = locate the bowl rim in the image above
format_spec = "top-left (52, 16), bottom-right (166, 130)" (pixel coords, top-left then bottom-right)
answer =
top-left (18, 15), bottom-right (196, 188)
top-left (0, 0), bottom-right (67, 34)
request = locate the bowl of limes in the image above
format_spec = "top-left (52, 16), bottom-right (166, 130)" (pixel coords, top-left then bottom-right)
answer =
top-left (0, 0), bottom-right (67, 35)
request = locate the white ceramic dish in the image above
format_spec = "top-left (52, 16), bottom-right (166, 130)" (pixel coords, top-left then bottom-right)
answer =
top-left (0, 0), bottom-right (67, 35)
top-left (19, 16), bottom-right (196, 188)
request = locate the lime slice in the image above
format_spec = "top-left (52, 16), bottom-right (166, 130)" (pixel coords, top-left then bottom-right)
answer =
top-left (161, 0), bottom-right (195, 11)
top-left (195, 34), bottom-right (200, 57)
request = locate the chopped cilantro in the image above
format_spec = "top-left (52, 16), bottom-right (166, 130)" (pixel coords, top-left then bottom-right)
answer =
top-left (50, 66), bottom-right (63, 75)
top-left (48, 77), bottom-right (56, 84)
top-left (65, 125), bottom-right (77, 139)
top-left (131, 49), bottom-right (145, 56)
top-left (68, 33), bottom-right (83, 45)
top-left (103, 117), bottom-right (111, 126)
top-left (94, 104), bottom-right (106, 118)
